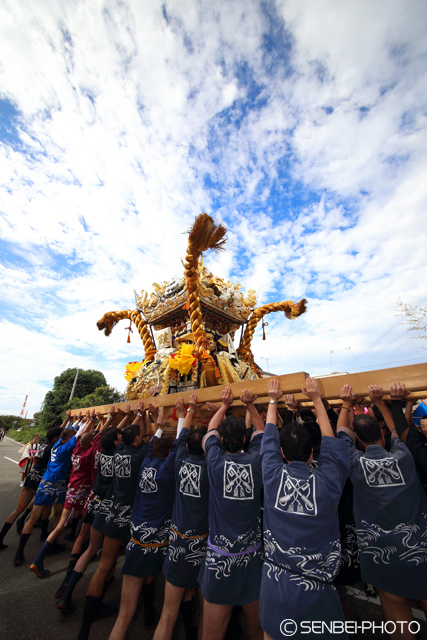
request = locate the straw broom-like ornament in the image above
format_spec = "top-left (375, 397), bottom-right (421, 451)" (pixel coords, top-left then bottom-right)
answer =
top-left (184, 213), bottom-right (227, 357)
top-left (237, 299), bottom-right (308, 367)
top-left (96, 310), bottom-right (157, 361)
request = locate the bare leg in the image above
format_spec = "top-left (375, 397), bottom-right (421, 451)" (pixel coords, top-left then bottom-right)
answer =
top-left (29, 508), bottom-right (72, 577)
top-left (377, 590), bottom-right (414, 640)
top-left (74, 527), bottom-right (103, 574)
top-left (22, 505), bottom-right (45, 535)
top-left (242, 599), bottom-right (262, 640)
top-left (153, 581), bottom-right (185, 640)
top-left (57, 527), bottom-right (104, 609)
top-left (70, 522), bottom-right (91, 556)
top-left (198, 590), bottom-right (204, 640)
top-left (52, 502), bottom-right (64, 528)
top-left (86, 536), bottom-right (122, 597)
top-left (202, 602), bottom-right (233, 640)
top-left (108, 574), bottom-right (144, 640)
top-left (5, 489), bottom-right (35, 524)
top-left (45, 508), bottom-right (72, 545)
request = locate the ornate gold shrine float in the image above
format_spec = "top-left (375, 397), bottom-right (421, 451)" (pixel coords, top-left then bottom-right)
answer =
top-left (96, 214), bottom-right (307, 411)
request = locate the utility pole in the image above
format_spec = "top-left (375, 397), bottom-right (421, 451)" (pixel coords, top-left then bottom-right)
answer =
top-left (69, 369), bottom-right (80, 402)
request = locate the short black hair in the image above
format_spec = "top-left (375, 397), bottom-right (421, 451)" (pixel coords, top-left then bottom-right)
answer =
top-left (353, 415), bottom-right (382, 444)
top-left (304, 421), bottom-right (322, 448)
top-left (61, 428), bottom-right (76, 442)
top-left (186, 428), bottom-right (207, 455)
top-left (122, 424), bottom-right (140, 445)
top-left (300, 409), bottom-right (317, 423)
top-left (371, 405), bottom-right (384, 423)
top-left (279, 424), bottom-right (313, 462)
top-left (101, 427), bottom-right (121, 450)
top-left (153, 436), bottom-right (174, 458)
top-left (46, 427), bottom-right (63, 443)
top-left (220, 415), bottom-right (246, 452)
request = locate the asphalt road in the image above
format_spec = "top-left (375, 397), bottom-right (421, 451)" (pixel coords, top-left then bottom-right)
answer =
top-left (0, 436), bottom-right (426, 640)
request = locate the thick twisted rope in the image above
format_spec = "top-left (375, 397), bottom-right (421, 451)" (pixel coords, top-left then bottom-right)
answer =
top-left (97, 310), bottom-right (156, 361)
top-left (184, 214), bottom-right (227, 357)
top-left (237, 299), bottom-right (308, 363)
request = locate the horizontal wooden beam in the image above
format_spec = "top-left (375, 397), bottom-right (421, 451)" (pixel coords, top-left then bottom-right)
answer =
top-left (314, 362), bottom-right (427, 399)
top-left (70, 362), bottom-right (427, 417)
top-left (70, 370), bottom-right (309, 416)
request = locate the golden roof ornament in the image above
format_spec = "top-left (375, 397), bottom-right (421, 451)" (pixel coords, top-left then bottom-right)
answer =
top-left (97, 214), bottom-right (307, 399)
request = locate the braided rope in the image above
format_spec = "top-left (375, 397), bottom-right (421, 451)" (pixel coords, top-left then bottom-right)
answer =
top-left (96, 310), bottom-right (156, 362)
top-left (237, 299), bottom-right (307, 363)
top-left (184, 253), bottom-right (209, 357)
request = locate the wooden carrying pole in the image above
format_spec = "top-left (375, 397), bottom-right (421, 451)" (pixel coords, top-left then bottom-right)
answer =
top-left (70, 362), bottom-right (427, 417)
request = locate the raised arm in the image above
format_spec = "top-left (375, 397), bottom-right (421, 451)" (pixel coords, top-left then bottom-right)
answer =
top-left (183, 393), bottom-right (198, 431)
top-left (337, 384), bottom-right (356, 433)
top-left (207, 386), bottom-right (233, 432)
top-left (240, 389), bottom-right (265, 432)
top-left (368, 385), bottom-right (398, 438)
top-left (389, 382), bottom-right (412, 437)
top-left (265, 379), bottom-right (283, 427)
top-left (302, 377), bottom-right (334, 438)
top-left (175, 397), bottom-right (186, 438)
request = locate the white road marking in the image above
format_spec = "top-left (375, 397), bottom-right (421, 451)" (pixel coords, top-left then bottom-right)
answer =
top-left (4, 456), bottom-right (19, 464)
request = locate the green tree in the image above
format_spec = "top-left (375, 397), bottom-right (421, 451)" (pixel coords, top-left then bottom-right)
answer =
top-left (69, 385), bottom-right (124, 412)
top-left (35, 368), bottom-right (108, 432)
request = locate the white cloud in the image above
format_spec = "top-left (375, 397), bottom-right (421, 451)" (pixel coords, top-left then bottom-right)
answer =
top-left (0, 0), bottom-right (426, 416)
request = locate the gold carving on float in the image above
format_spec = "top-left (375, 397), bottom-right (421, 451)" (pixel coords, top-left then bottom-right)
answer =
top-left (96, 214), bottom-right (307, 399)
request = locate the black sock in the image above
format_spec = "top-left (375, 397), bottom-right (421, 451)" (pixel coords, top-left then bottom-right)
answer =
top-left (14, 532), bottom-right (31, 563)
top-left (60, 570), bottom-right (83, 604)
top-left (16, 511), bottom-right (29, 534)
top-left (40, 519), bottom-right (49, 540)
top-left (67, 517), bottom-right (80, 539)
top-left (0, 522), bottom-right (12, 544)
top-left (77, 595), bottom-right (101, 640)
top-left (141, 582), bottom-right (156, 628)
top-left (17, 533), bottom-right (31, 554)
top-left (65, 553), bottom-right (80, 582)
top-left (55, 553), bottom-right (80, 596)
top-left (180, 599), bottom-right (196, 640)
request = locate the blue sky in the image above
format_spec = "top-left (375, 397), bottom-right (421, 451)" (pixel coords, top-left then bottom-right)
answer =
top-left (1, 0), bottom-right (427, 417)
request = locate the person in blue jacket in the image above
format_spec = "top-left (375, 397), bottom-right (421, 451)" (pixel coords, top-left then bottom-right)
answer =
top-left (337, 383), bottom-right (427, 637)
top-left (154, 393), bottom-right (209, 640)
top-left (198, 386), bottom-right (265, 640)
top-left (259, 377), bottom-right (349, 640)
top-left (108, 400), bottom-right (182, 640)
top-left (13, 427), bottom-right (77, 566)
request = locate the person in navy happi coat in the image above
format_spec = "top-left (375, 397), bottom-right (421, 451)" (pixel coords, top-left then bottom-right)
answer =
top-left (260, 378), bottom-right (349, 640)
top-left (198, 386), bottom-right (266, 640)
top-left (337, 384), bottom-right (427, 634)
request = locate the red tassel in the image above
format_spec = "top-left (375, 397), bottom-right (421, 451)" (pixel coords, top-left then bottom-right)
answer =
top-left (262, 319), bottom-right (268, 340)
top-left (125, 322), bottom-right (133, 344)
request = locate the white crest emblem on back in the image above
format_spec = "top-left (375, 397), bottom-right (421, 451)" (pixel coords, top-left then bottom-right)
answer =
top-left (275, 469), bottom-right (317, 516)
top-left (360, 457), bottom-right (405, 487)
top-left (140, 467), bottom-right (158, 493)
top-left (179, 462), bottom-right (201, 497)
top-left (99, 454), bottom-right (114, 477)
top-left (115, 454), bottom-right (131, 477)
top-left (223, 461), bottom-right (254, 500)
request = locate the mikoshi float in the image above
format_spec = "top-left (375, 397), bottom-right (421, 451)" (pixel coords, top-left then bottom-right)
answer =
top-left (71, 214), bottom-right (427, 431)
